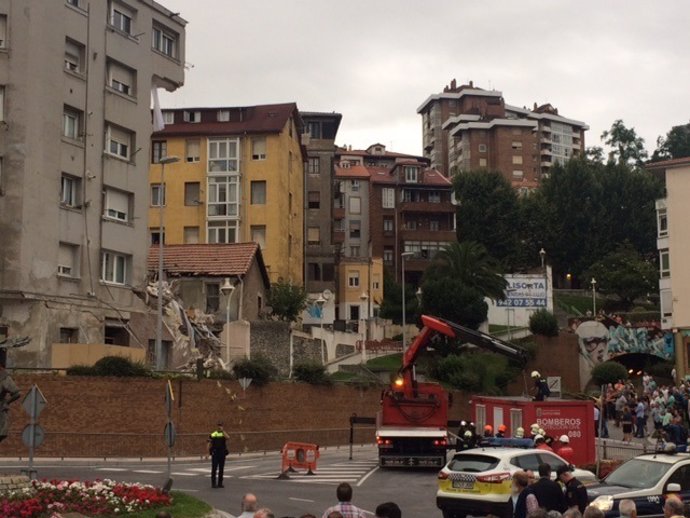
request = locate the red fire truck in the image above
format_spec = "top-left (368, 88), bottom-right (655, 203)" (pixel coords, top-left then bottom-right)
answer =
top-left (376, 315), bottom-right (528, 467)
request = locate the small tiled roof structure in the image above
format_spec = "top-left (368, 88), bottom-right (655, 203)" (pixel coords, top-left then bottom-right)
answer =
top-left (334, 164), bottom-right (371, 179)
top-left (148, 243), bottom-right (270, 288)
top-left (646, 157), bottom-right (690, 170)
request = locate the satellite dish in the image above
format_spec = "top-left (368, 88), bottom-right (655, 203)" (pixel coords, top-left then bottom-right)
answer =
top-left (322, 289), bottom-right (333, 301)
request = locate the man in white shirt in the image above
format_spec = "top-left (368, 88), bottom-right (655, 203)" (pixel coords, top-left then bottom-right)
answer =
top-left (237, 493), bottom-right (258, 518)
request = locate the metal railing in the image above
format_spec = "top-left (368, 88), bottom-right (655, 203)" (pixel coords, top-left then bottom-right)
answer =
top-left (597, 438), bottom-right (648, 462)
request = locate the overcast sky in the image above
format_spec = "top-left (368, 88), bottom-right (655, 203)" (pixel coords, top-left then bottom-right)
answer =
top-left (158, 0), bottom-right (690, 157)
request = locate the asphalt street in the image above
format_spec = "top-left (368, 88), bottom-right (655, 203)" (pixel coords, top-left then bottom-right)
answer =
top-left (0, 445), bottom-right (442, 517)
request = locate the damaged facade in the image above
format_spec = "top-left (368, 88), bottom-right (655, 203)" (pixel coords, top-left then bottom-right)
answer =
top-left (0, 1), bottom-right (186, 367)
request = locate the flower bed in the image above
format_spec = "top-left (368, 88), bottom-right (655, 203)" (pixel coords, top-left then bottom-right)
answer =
top-left (1, 479), bottom-right (172, 517)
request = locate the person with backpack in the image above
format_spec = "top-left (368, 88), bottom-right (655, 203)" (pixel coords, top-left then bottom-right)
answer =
top-left (532, 371), bottom-right (551, 401)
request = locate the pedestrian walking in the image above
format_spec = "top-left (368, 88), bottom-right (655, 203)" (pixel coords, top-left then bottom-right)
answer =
top-left (635, 398), bottom-right (646, 438)
top-left (621, 406), bottom-right (633, 442)
top-left (208, 422), bottom-right (229, 488)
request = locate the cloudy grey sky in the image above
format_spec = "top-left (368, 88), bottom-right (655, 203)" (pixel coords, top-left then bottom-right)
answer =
top-left (159, 0), bottom-right (690, 157)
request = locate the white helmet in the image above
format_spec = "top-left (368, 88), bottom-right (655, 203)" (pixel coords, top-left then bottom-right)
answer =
top-left (515, 427), bottom-right (525, 438)
top-left (531, 371), bottom-right (540, 378)
top-left (534, 434), bottom-right (544, 441)
top-left (559, 435), bottom-right (570, 443)
top-left (464, 430), bottom-right (473, 439)
top-left (539, 428), bottom-right (546, 436)
top-left (530, 423), bottom-right (539, 433)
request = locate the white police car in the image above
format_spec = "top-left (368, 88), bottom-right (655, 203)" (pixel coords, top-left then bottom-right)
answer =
top-left (589, 451), bottom-right (690, 517)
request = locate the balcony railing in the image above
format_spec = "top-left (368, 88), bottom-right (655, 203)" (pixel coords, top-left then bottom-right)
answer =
top-left (400, 201), bottom-right (455, 213)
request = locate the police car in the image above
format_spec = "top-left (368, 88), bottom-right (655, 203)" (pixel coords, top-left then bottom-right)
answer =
top-left (589, 450), bottom-right (690, 517)
top-left (436, 440), bottom-right (596, 518)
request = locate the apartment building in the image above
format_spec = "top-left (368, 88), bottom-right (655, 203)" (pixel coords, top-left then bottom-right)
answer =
top-left (302, 112), bottom-right (342, 299)
top-left (337, 143), bottom-right (429, 169)
top-left (0, 0), bottom-right (186, 366)
top-left (417, 79), bottom-right (587, 189)
top-left (148, 103), bottom-right (305, 285)
top-left (647, 157), bottom-right (690, 377)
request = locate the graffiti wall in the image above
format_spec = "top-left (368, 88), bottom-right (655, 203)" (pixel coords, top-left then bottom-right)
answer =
top-left (571, 317), bottom-right (674, 389)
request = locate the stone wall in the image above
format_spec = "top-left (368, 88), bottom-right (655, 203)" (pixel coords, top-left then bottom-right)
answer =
top-left (248, 321), bottom-right (291, 375)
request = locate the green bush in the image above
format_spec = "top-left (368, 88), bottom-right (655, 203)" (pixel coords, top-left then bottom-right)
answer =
top-left (430, 352), bottom-right (515, 393)
top-left (65, 364), bottom-right (98, 376)
top-left (206, 369), bottom-right (235, 380)
top-left (93, 356), bottom-right (152, 377)
top-left (231, 355), bottom-right (277, 386)
top-left (292, 362), bottom-right (332, 385)
top-left (591, 361), bottom-right (628, 385)
top-left (529, 309), bottom-right (559, 337)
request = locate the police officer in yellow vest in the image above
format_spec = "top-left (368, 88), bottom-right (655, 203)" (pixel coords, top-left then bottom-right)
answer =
top-left (208, 422), bottom-right (229, 488)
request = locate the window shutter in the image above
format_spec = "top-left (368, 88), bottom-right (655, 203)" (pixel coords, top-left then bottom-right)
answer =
top-left (108, 190), bottom-right (129, 214)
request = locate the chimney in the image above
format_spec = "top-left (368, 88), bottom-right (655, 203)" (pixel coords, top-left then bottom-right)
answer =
top-left (469, 80), bottom-right (473, 88)
top-left (443, 84), bottom-right (449, 93)
top-left (450, 78), bottom-right (457, 90)
top-left (533, 102), bottom-right (538, 110)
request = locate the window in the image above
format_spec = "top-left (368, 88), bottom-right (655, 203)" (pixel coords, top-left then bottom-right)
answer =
top-left (207, 176), bottom-right (239, 217)
top-left (152, 25), bottom-right (177, 58)
top-left (349, 220), bottom-right (361, 239)
top-left (349, 305), bottom-right (360, 321)
top-left (58, 242), bottom-right (79, 277)
top-left (404, 166), bottom-right (419, 183)
top-left (308, 121), bottom-right (322, 139)
top-left (186, 138), bottom-right (200, 163)
top-left (373, 275), bottom-right (381, 290)
top-left (405, 220), bottom-right (417, 230)
top-left (512, 141), bottom-right (523, 150)
top-left (306, 157), bottom-right (320, 175)
top-left (350, 246), bottom-right (360, 257)
top-left (217, 109), bottom-right (230, 122)
top-left (208, 138), bottom-right (239, 172)
top-left (382, 188), bottom-right (395, 209)
top-left (383, 217), bottom-right (394, 233)
top-left (430, 219), bottom-right (440, 231)
top-left (661, 288), bottom-right (673, 318)
top-left (63, 107), bottom-right (81, 140)
top-left (348, 271), bottom-right (360, 288)
top-left (150, 227), bottom-right (165, 245)
top-left (162, 111), bottom-right (174, 124)
top-left (108, 59), bottom-right (135, 96)
top-left (349, 196), bottom-right (361, 214)
top-left (207, 220), bottom-right (238, 243)
top-left (308, 191), bottom-right (320, 210)
top-left (384, 248), bottom-right (394, 264)
top-left (184, 182), bottom-right (200, 206)
top-left (250, 181), bottom-right (266, 205)
top-left (59, 327), bottom-right (78, 343)
top-left (206, 283), bottom-right (220, 313)
top-left (351, 180), bottom-right (360, 191)
top-left (184, 110), bottom-right (201, 123)
top-left (0, 15), bottom-right (6, 48)
top-left (60, 174), bottom-right (80, 207)
top-left (106, 124), bottom-right (132, 160)
top-left (150, 183), bottom-right (165, 206)
top-left (479, 158), bottom-right (487, 167)
top-left (101, 250), bottom-right (127, 285)
top-left (512, 155), bottom-right (523, 165)
top-left (251, 225), bottom-right (266, 249)
top-left (251, 137), bottom-right (266, 160)
top-left (104, 189), bottom-right (130, 222)
top-left (65, 39), bottom-right (84, 73)
top-left (658, 208), bottom-right (668, 238)
top-left (307, 263), bottom-right (321, 281)
top-left (512, 170), bottom-right (524, 179)
top-left (151, 140), bottom-right (167, 163)
top-left (428, 191), bottom-right (441, 203)
top-left (323, 264), bottom-right (335, 282)
top-left (478, 144), bottom-right (487, 153)
top-left (307, 227), bottom-right (320, 244)
top-left (110, 4), bottom-right (133, 34)
top-left (183, 226), bottom-right (199, 244)
top-left (660, 250), bottom-right (670, 278)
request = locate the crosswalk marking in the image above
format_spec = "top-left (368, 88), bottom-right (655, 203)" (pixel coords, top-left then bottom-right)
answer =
top-left (240, 459), bottom-right (379, 486)
top-left (95, 468), bottom-right (128, 472)
top-left (133, 469), bottom-right (163, 474)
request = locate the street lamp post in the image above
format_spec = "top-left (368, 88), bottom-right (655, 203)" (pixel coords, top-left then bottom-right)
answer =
top-left (155, 155), bottom-right (180, 371)
top-left (220, 277), bottom-right (235, 367)
top-left (401, 251), bottom-right (414, 350)
top-left (359, 292), bottom-right (368, 362)
top-left (591, 277), bottom-right (597, 316)
top-left (316, 295), bottom-right (326, 365)
top-left (539, 248), bottom-right (547, 309)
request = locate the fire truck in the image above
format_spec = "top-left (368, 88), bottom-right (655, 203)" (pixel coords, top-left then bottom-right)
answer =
top-left (376, 315), bottom-right (528, 467)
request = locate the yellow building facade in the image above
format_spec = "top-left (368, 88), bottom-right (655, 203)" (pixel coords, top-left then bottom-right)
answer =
top-left (149, 104), bottom-right (305, 284)
top-left (338, 257), bottom-right (384, 321)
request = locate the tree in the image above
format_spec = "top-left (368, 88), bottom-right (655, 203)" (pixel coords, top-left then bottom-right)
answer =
top-left (586, 146), bottom-right (605, 164)
top-left (601, 119), bottom-right (648, 167)
top-left (453, 170), bottom-right (520, 268)
top-left (266, 281), bottom-right (307, 322)
top-left (424, 241), bottom-right (507, 301)
top-left (420, 278), bottom-right (488, 329)
top-left (652, 122), bottom-right (690, 162)
top-left (529, 309), bottom-right (559, 337)
top-left (583, 243), bottom-right (657, 310)
top-left (378, 269), bottom-right (420, 325)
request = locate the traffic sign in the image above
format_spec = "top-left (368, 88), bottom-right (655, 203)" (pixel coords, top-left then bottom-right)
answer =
top-left (22, 385), bottom-right (47, 418)
top-left (164, 421), bottom-right (176, 448)
top-left (22, 424), bottom-right (45, 448)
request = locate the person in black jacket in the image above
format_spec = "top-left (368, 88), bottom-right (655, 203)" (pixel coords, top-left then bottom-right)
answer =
top-left (208, 422), bottom-right (230, 488)
top-left (531, 463), bottom-right (566, 513)
top-left (557, 465), bottom-right (588, 513)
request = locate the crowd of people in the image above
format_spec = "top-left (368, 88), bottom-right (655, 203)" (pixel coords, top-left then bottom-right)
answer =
top-left (523, 494), bottom-right (687, 518)
top-left (231, 483), bottom-right (400, 518)
top-left (599, 373), bottom-right (690, 449)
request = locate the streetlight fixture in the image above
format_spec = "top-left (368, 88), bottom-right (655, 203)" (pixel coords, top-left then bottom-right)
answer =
top-left (539, 248), bottom-right (546, 270)
top-left (359, 292), bottom-right (369, 362)
top-left (220, 277), bottom-right (235, 367)
top-left (155, 155), bottom-right (180, 371)
top-left (591, 277), bottom-right (597, 316)
top-left (401, 251), bottom-right (414, 350)
top-left (315, 295), bottom-right (326, 365)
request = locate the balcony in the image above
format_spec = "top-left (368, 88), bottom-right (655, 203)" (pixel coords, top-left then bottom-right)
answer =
top-left (541, 160), bottom-right (552, 167)
top-left (333, 207), bottom-right (345, 219)
top-left (400, 229), bottom-right (456, 241)
top-left (400, 201), bottom-right (455, 213)
top-left (332, 230), bottom-right (345, 243)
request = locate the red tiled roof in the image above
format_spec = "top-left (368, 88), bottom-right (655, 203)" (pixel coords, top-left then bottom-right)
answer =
top-left (335, 164), bottom-right (371, 179)
top-left (148, 243), bottom-right (269, 286)
top-left (153, 103), bottom-right (299, 137)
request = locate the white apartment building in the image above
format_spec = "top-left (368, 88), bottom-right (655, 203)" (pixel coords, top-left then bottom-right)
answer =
top-left (0, 0), bottom-right (186, 367)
